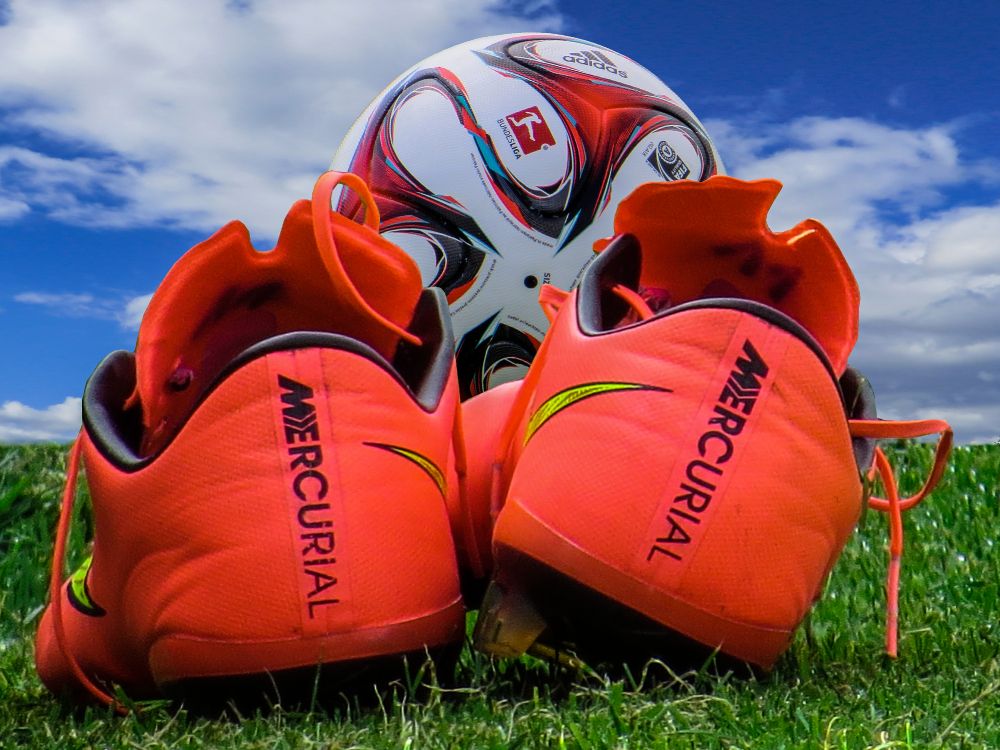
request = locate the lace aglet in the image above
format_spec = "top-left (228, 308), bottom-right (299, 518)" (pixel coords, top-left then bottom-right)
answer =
top-left (885, 552), bottom-right (901, 658)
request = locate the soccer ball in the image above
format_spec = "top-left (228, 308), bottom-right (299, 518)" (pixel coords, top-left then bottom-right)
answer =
top-left (332, 33), bottom-right (723, 398)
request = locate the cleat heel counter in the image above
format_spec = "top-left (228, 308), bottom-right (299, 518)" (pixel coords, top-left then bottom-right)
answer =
top-left (490, 305), bottom-right (863, 668)
top-left (71, 344), bottom-right (464, 688)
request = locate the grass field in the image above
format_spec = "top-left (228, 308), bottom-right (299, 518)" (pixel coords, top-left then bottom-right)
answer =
top-left (1, 441), bottom-right (998, 749)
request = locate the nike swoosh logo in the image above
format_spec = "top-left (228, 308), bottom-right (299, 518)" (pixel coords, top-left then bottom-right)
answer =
top-left (525, 382), bottom-right (672, 445)
top-left (364, 442), bottom-right (446, 498)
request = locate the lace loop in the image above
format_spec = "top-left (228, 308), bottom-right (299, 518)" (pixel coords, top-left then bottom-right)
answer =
top-left (538, 284), bottom-right (570, 325)
top-left (848, 418), bottom-right (953, 657)
top-left (610, 283), bottom-right (655, 321)
top-left (310, 171), bottom-right (422, 348)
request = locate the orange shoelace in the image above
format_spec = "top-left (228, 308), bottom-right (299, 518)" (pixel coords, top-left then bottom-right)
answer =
top-left (848, 419), bottom-right (953, 657)
top-left (310, 170), bottom-right (423, 348)
top-left (49, 435), bottom-right (126, 713)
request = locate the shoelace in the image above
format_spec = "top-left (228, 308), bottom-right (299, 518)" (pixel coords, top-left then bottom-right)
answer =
top-left (310, 170), bottom-right (423, 348)
top-left (503, 284), bottom-right (955, 659)
top-left (848, 419), bottom-right (953, 657)
top-left (49, 435), bottom-right (126, 713)
top-left (539, 282), bottom-right (655, 326)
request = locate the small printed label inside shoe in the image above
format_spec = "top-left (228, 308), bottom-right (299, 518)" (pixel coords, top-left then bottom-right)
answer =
top-left (272, 362), bottom-right (347, 634)
top-left (639, 322), bottom-right (786, 571)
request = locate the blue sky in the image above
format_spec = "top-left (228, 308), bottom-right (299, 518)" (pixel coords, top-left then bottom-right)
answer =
top-left (1, 0), bottom-right (998, 443)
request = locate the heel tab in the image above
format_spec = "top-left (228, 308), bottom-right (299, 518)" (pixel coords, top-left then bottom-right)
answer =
top-left (608, 176), bottom-right (859, 374)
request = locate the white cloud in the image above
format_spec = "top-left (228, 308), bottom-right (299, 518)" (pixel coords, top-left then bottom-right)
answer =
top-left (120, 293), bottom-right (152, 331)
top-left (14, 289), bottom-right (152, 329)
top-left (883, 336), bottom-right (1000, 366)
top-left (878, 397), bottom-right (1000, 447)
top-left (709, 116), bottom-right (967, 236)
top-left (0, 397), bottom-right (81, 443)
top-left (0, 145), bottom-right (140, 226)
top-left (0, 194), bottom-right (29, 221)
top-left (0, 0), bottom-right (562, 237)
top-left (888, 203), bottom-right (1000, 271)
top-left (14, 291), bottom-right (105, 315)
top-left (922, 408), bottom-right (999, 446)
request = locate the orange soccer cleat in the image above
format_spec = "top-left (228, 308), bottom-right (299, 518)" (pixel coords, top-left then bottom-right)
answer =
top-left (470, 176), bottom-right (952, 671)
top-left (35, 172), bottom-right (467, 710)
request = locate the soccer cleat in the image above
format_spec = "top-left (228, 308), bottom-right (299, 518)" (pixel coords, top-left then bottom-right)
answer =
top-left (471, 176), bottom-right (952, 670)
top-left (452, 379), bottom-right (522, 584)
top-left (35, 172), bottom-right (467, 709)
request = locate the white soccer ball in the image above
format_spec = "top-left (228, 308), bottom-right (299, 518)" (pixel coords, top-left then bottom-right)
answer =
top-left (332, 32), bottom-right (724, 397)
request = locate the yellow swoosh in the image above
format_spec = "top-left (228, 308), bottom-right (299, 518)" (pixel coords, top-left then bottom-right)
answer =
top-left (524, 382), bottom-right (670, 445)
top-left (67, 554), bottom-right (105, 616)
top-left (365, 442), bottom-right (446, 498)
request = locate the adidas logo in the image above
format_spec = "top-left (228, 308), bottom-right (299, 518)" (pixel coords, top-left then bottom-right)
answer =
top-left (562, 49), bottom-right (628, 79)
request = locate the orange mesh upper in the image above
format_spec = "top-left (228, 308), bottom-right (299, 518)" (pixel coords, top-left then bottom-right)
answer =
top-left (492, 300), bottom-right (862, 667)
top-left (37, 345), bottom-right (464, 698)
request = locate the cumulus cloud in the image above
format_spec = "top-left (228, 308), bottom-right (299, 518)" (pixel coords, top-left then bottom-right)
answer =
top-left (709, 115), bottom-right (1000, 443)
top-left (0, 0), bottom-right (561, 237)
top-left (708, 116), bottom-right (969, 236)
top-left (892, 204), bottom-right (1000, 272)
top-left (0, 146), bottom-right (140, 226)
top-left (14, 290), bottom-right (152, 329)
top-left (0, 194), bottom-right (29, 221)
top-left (120, 293), bottom-right (152, 331)
top-left (0, 397), bottom-right (81, 443)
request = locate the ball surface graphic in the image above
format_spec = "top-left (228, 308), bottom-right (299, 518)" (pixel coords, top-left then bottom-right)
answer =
top-left (332, 33), bottom-right (723, 397)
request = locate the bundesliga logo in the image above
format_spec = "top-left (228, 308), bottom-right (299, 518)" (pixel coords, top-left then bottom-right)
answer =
top-left (504, 106), bottom-right (556, 155)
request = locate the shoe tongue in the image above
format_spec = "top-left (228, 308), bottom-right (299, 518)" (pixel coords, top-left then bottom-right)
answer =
top-left (130, 198), bottom-right (423, 456)
top-left (604, 176), bottom-right (859, 374)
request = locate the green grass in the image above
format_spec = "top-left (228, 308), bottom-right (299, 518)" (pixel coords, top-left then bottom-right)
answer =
top-left (1, 442), bottom-right (998, 749)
